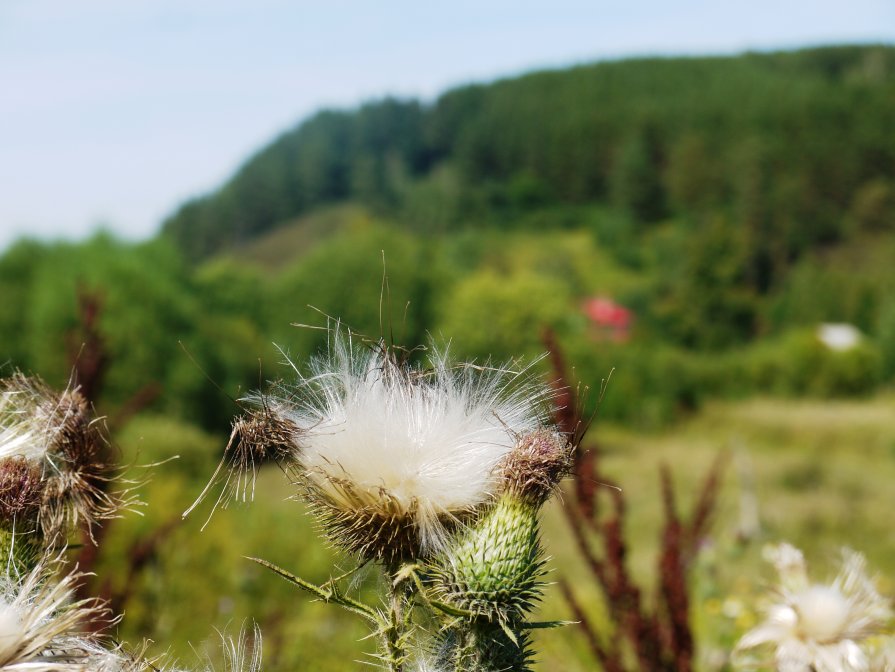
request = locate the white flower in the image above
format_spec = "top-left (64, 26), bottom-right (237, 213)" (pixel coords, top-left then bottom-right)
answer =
top-left (275, 335), bottom-right (555, 560)
top-left (736, 543), bottom-right (892, 672)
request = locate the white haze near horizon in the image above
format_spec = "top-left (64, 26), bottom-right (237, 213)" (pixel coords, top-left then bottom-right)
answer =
top-left (1, 0), bottom-right (894, 252)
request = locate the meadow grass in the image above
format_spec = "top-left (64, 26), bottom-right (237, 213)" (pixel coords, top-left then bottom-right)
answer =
top-left (109, 394), bottom-right (895, 670)
top-left (535, 393), bottom-right (895, 670)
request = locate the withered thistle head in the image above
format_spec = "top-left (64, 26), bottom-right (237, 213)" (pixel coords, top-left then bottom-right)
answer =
top-left (0, 458), bottom-right (43, 523)
top-left (497, 428), bottom-right (572, 506)
top-left (183, 405), bottom-right (301, 527)
top-left (0, 373), bottom-right (124, 549)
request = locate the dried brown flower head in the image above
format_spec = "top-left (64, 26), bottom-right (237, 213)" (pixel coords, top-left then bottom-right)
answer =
top-left (0, 373), bottom-right (127, 549)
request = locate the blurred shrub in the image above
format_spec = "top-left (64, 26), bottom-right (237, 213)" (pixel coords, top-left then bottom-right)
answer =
top-left (0, 239), bottom-right (48, 371)
top-left (117, 413), bottom-right (220, 480)
top-left (848, 178), bottom-right (895, 233)
top-left (745, 329), bottom-right (882, 397)
top-left (269, 225), bottom-right (446, 358)
top-left (878, 297), bottom-right (895, 380)
top-left (769, 260), bottom-right (879, 333)
top-left (23, 235), bottom-right (199, 409)
top-left (561, 339), bottom-right (712, 429)
top-left (437, 269), bottom-right (571, 362)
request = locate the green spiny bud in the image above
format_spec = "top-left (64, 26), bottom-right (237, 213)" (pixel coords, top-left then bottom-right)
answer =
top-left (0, 528), bottom-right (43, 576)
top-left (423, 428), bottom-right (571, 670)
top-left (428, 493), bottom-right (545, 623)
top-left (424, 429), bottom-right (569, 621)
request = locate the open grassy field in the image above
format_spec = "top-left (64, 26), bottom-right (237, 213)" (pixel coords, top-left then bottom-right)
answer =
top-left (107, 394), bottom-right (895, 670)
top-left (537, 393), bottom-right (895, 670)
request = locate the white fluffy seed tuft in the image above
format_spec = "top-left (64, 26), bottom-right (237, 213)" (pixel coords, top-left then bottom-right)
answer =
top-left (795, 585), bottom-right (852, 643)
top-left (275, 336), bottom-right (555, 551)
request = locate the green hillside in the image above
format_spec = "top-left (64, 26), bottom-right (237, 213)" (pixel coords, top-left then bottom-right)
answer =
top-left (164, 46), bottom-right (895, 274)
top-left (5, 45), bottom-right (895, 433)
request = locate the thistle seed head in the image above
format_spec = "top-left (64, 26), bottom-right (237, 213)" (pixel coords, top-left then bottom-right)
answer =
top-left (272, 334), bottom-right (556, 561)
top-left (0, 373), bottom-right (126, 549)
top-left (184, 405), bottom-right (302, 526)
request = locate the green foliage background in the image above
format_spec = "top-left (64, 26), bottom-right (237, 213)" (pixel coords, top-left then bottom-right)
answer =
top-left (2, 45), bottom-right (895, 669)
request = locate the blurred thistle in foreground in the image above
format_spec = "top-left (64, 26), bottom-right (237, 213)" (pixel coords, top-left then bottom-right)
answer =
top-left (0, 371), bottom-right (265, 671)
top-left (0, 559), bottom-right (109, 670)
top-left (187, 331), bottom-right (571, 671)
top-left (155, 624), bottom-right (262, 672)
top-left (735, 542), bottom-right (893, 672)
top-left (0, 555), bottom-right (262, 672)
top-left (0, 373), bottom-right (129, 572)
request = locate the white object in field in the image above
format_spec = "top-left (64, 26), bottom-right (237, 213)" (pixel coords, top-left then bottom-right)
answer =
top-left (817, 323), bottom-right (862, 352)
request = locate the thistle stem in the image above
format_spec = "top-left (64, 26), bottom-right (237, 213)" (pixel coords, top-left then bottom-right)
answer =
top-left (382, 563), bottom-right (416, 672)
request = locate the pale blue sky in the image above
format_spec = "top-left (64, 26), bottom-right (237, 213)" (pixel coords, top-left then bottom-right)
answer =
top-left (1, 0), bottom-right (893, 252)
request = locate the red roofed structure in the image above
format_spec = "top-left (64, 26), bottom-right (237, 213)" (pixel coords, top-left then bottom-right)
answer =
top-left (582, 296), bottom-right (633, 342)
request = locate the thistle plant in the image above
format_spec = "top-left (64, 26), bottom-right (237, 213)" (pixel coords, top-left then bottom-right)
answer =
top-left (734, 543), bottom-right (893, 672)
top-left (187, 332), bottom-right (572, 671)
top-left (0, 373), bottom-right (127, 574)
top-left (0, 371), bottom-right (263, 672)
top-left (423, 430), bottom-right (570, 670)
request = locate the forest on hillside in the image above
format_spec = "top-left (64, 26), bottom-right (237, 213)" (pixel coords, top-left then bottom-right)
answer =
top-left (4, 45), bottom-right (895, 431)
